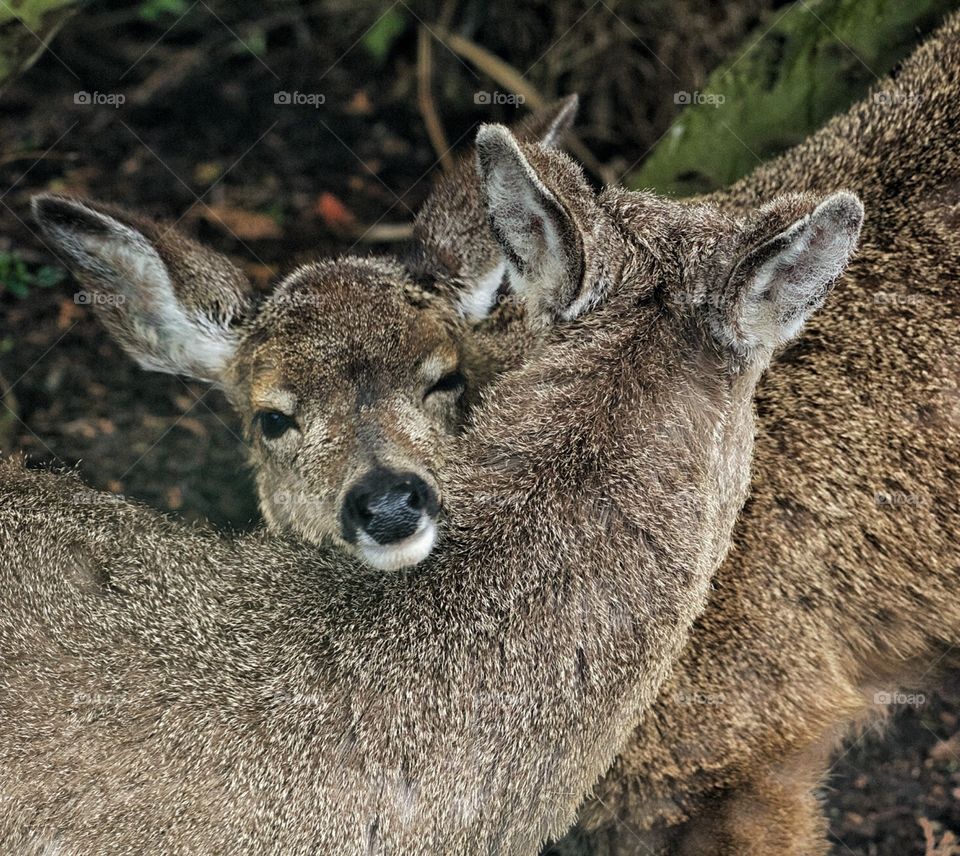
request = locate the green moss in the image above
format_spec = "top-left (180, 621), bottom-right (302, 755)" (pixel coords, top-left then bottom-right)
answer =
top-left (628, 0), bottom-right (960, 196)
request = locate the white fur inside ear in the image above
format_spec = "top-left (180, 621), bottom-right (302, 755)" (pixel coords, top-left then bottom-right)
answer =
top-left (82, 232), bottom-right (238, 384)
top-left (479, 130), bottom-right (572, 313)
top-left (486, 154), bottom-right (565, 279)
top-left (738, 193), bottom-right (863, 350)
top-left (458, 259), bottom-right (506, 321)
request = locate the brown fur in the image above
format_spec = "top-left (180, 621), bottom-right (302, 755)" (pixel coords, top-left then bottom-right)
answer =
top-left (551, 12), bottom-right (960, 854)
top-left (0, 121), bottom-right (861, 852)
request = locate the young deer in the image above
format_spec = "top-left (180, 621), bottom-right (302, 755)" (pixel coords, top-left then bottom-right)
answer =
top-left (549, 12), bottom-right (960, 855)
top-left (30, 100), bottom-right (577, 573)
top-left (0, 125), bottom-right (861, 853)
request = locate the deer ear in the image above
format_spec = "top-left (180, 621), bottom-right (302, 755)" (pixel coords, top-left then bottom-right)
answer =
top-left (32, 195), bottom-right (255, 386)
top-left (476, 124), bottom-right (585, 326)
top-left (417, 99), bottom-right (581, 324)
top-left (454, 97), bottom-right (581, 321)
top-left (716, 192), bottom-right (863, 355)
top-left (515, 94), bottom-right (579, 149)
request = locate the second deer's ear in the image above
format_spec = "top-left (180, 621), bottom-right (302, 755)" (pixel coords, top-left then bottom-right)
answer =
top-left (32, 195), bottom-right (256, 386)
top-left (476, 124), bottom-right (585, 326)
top-left (713, 192), bottom-right (864, 357)
top-left (515, 94), bottom-right (579, 149)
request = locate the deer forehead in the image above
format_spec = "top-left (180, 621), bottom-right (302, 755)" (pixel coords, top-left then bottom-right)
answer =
top-left (239, 324), bottom-right (458, 411)
top-left (252, 268), bottom-right (456, 368)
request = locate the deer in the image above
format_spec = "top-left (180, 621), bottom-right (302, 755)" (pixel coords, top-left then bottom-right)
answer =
top-left (29, 99), bottom-right (578, 573)
top-left (536, 11), bottom-right (960, 855)
top-left (0, 118), bottom-right (862, 853)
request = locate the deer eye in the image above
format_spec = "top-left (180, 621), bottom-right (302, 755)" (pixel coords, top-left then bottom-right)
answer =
top-left (256, 410), bottom-right (297, 440)
top-left (424, 370), bottom-right (466, 400)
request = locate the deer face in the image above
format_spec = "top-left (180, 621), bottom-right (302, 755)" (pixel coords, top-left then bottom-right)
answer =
top-left (31, 198), bottom-right (478, 570)
top-left (229, 260), bottom-right (465, 569)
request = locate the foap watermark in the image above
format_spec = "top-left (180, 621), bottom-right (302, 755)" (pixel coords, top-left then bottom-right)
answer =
top-left (75, 290), bottom-right (125, 307)
top-left (71, 491), bottom-right (127, 507)
top-left (674, 90), bottom-right (725, 108)
top-left (271, 489), bottom-right (327, 513)
top-left (874, 690), bottom-right (925, 708)
top-left (72, 690), bottom-right (128, 708)
top-left (270, 291), bottom-right (344, 311)
top-left (873, 291), bottom-right (926, 307)
top-left (672, 689), bottom-right (726, 707)
top-left (274, 90), bottom-right (325, 108)
top-left (493, 292), bottom-right (529, 309)
top-left (74, 90), bottom-right (125, 108)
top-left (874, 491), bottom-right (932, 508)
top-left (474, 91), bottom-right (525, 107)
top-left (873, 90), bottom-right (924, 108)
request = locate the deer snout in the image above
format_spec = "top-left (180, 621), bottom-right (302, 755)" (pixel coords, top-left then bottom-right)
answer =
top-left (340, 468), bottom-right (440, 570)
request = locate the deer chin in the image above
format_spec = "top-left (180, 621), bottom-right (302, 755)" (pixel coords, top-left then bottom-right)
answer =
top-left (355, 516), bottom-right (438, 571)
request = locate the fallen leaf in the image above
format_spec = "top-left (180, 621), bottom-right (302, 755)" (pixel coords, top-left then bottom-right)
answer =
top-left (57, 297), bottom-right (85, 329)
top-left (314, 192), bottom-right (358, 230)
top-left (929, 734), bottom-right (960, 764)
top-left (920, 816), bottom-right (960, 856)
top-left (165, 486), bottom-right (184, 511)
top-left (175, 417), bottom-right (208, 439)
top-left (194, 162), bottom-right (224, 184)
top-left (61, 419), bottom-right (98, 439)
top-left (199, 205), bottom-right (282, 241)
top-left (243, 263), bottom-right (276, 289)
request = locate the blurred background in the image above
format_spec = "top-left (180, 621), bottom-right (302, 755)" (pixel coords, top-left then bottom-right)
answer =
top-left (0, 1), bottom-right (958, 852)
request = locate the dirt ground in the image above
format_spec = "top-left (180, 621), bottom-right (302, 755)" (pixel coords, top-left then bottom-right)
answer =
top-left (0, 2), bottom-right (957, 852)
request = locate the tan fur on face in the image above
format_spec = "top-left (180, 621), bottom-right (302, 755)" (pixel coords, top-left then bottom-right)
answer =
top-left (227, 258), bottom-right (463, 553)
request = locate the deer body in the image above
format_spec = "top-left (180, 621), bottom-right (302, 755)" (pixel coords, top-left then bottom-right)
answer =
top-left (4, 116), bottom-right (864, 853)
top-left (557, 13), bottom-right (960, 855)
top-left (0, 269), bottom-right (739, 854)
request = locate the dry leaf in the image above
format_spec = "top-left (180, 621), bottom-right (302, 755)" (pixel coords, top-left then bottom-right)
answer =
top-left (174, 417), bottom-right (208, 439)
top-left (243, 263), bottom-right (276, 289)
top-left (165, 486), bottom-right (184, 511)
top-left (314, 192), bottom-right (358, 230)
top-left (199, 205), bottom-right (282, 241)
top-left (920, 817), bottom-right (960, 856)
top-left (345, 90), bottom-right (373, 115)
top-left (57, 297), bottom-right (85, 329)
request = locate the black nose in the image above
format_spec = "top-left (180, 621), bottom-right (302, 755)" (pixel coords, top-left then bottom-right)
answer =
top-left (341, 469), bottom-right (438, 545)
